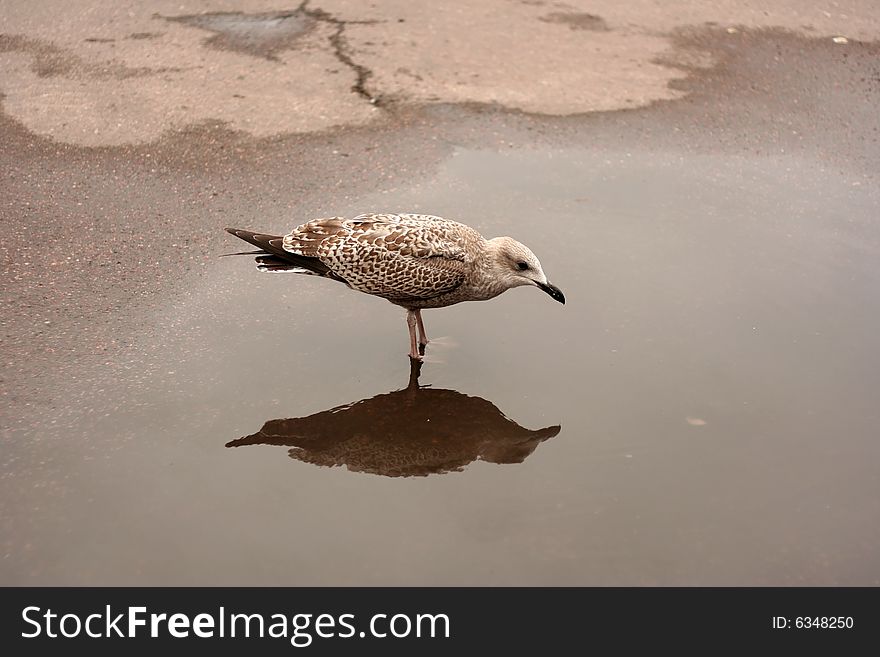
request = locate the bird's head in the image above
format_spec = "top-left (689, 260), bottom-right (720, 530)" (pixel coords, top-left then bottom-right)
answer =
top-left (487, 236), bottom-right (565, 304)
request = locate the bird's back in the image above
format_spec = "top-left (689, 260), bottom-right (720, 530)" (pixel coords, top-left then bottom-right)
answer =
top-left (281, 213), bottom-right (486, 304)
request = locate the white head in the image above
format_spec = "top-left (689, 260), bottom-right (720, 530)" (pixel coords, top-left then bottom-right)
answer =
top-left (486, 237), bottom-right (565, 304)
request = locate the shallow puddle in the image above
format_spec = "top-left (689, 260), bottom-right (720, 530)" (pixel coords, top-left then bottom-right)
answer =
top-left (165, 10), bottom-right (315, 60)
top-left (4, 145), bottom-right (879, 585)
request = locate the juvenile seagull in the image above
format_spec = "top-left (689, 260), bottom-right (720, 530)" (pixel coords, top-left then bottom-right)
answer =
top-left (226, 213), bottom-right (565, 359)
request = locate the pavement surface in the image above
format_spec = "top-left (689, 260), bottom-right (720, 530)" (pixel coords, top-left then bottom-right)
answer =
top-left (1, 2), bottom-right (879, 584)
top-left (2, 1), bottom-right (878, 145)
top-left (2, 0), bottom-right (877, 430)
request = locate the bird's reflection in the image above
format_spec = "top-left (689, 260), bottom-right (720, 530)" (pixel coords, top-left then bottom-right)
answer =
top-left (226, 360), bottom-right (561, 477)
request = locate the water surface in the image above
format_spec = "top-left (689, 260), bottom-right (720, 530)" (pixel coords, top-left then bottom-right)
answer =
top-left (4, 146), bottom-right (879, 585)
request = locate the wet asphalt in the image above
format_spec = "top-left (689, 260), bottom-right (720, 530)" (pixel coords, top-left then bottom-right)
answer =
top-left (1, 29), bottom-right (879, 584)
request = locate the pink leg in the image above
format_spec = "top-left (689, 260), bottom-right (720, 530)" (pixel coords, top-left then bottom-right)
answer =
top-left (415, 309), bottom-right (429, 347)
top-left (406, 310), bottom-right (421, 360)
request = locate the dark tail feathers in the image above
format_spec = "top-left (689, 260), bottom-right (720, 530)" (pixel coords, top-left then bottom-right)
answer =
top-left (224, 228), bottom-right (335, 278)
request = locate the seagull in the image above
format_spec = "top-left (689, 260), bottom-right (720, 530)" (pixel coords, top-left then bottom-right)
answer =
top-left (225, 213), bottom-right (565, 359)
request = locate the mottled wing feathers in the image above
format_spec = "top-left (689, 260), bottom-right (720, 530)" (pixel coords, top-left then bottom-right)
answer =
top-left (280, 214), bottom-right (482, 302)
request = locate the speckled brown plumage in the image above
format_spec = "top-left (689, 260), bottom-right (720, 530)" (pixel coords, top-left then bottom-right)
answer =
top-left (226, 213), bottom-right (565, 359)
top-left (280, 213), bottom-right (479, 306)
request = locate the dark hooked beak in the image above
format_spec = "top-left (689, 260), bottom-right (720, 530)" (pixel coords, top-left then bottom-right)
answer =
top-left (538, 282), bottom-right (565, 304)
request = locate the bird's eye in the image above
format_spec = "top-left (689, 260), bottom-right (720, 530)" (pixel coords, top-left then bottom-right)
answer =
top-left (516, 261), bottom-right (529, 271)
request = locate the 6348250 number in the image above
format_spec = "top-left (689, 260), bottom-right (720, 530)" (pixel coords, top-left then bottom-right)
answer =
top-left (795, 617), bottom-right (853, 629)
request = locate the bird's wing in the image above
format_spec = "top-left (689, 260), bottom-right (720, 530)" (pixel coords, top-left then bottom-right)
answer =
top-left (282, 214), bottom-right (478, 301)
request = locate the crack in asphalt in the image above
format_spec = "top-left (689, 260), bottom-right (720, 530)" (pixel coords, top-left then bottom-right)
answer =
top-left (299, 0), bottom-right (382, 106)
